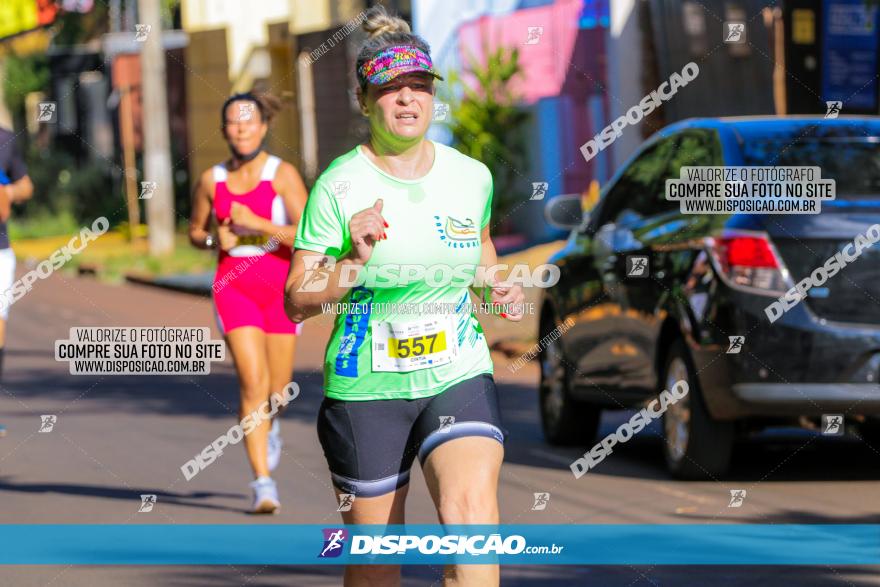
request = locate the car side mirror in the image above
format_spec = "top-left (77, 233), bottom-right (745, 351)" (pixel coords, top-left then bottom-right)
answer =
top-left (544, 194), bottom-right (586, 230)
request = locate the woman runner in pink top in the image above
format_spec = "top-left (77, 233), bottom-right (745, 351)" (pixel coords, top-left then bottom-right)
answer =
top-left (189, 92), bottom-right (308, 513)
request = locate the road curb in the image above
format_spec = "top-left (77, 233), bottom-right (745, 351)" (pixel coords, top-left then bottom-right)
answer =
top-left (124, 272), bottom-right (212, 297)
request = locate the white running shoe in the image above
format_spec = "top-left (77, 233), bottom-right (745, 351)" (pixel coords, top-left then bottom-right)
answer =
top-left (267, 418), bottom-right (283, 472)
top-left (250, 476), bottom-right (280, 514)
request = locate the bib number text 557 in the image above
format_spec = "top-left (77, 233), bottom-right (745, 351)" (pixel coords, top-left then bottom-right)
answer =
top-left (389, 332), bottom-right (447, 358)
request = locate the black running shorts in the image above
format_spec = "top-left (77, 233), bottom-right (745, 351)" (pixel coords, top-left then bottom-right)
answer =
top-left (316, 373), bottom-right (505, 497)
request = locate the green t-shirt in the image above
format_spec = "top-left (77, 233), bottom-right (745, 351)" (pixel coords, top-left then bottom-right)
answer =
top-left (295, 141), bottom-right (495, 401)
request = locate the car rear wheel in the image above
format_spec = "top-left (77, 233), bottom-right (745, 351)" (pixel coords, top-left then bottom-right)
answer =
top-left (539, 333), bottom-right (600, 446)
top-left (662, 339), bottom-right (734, 480)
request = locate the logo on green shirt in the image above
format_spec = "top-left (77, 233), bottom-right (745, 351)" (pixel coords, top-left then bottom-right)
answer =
top-left (435, 215), bottom-right (479, 248)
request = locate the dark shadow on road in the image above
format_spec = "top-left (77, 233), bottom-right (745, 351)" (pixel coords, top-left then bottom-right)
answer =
top-left (7, 368), bottom-right (880, 484)
top-left (154, 565), bottom-right (345, 587)
top-left (74, 563), bottom-right (880, 586)
top-left (0, 477), bottom-right (245, 513)
top-left (496, 381), bottom-right (880, 483)
top-left (680, 508), bottom-right (880, 524)
top-left (2, 367), bottom-right (327, 422)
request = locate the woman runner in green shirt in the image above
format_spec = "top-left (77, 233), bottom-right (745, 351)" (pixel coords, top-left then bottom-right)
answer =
top-left (286, 6), bottom-right (524, 586)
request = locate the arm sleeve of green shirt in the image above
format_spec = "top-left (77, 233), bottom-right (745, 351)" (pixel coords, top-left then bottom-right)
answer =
top-left (480, 165), bottom-right (493, 230)
top-left (294, 179), bottom-right (346, 258)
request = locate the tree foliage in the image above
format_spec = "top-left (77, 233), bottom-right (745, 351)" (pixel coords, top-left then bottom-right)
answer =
top-left (52, 1), bottom-right (110, 46)
top-left (448, 45), bottom-right (530, 224)
top-left (2, 54), bottom-right (49, 116)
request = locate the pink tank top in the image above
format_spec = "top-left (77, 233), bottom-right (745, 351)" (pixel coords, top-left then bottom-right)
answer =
top-left (212, 155), bottom-right (290, 261)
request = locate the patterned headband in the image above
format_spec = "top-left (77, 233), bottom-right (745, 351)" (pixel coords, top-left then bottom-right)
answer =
top-left (359, 45), bottom-right (444, 86)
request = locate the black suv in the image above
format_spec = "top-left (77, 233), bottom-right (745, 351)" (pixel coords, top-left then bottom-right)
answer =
top-left (539, 116), bottom-right (880, 479)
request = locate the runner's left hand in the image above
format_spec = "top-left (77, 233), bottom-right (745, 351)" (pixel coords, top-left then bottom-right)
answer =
top-left (229, 202), bottom-right (259, 230)
top-left (487, 281), bottom-right (525, 322)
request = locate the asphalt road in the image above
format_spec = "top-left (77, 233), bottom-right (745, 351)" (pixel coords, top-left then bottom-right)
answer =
top-left (1, 271), bottom-right (879, 585)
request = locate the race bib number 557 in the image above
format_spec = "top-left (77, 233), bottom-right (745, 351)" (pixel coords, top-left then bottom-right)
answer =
top-left (371, 316), bottom-right (459, 373)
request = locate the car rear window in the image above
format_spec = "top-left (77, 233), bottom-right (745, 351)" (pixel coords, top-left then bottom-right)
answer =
top-left (740, 138), bottom-right (880, 198)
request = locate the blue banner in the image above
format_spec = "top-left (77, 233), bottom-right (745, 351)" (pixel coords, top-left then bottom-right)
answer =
top-left (821, 0), bottom-right (880, 110)
top-left (1, 524), bottom-right (878, 565)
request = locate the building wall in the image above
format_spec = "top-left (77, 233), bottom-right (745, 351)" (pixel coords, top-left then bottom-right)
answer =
top-left (451, 0), bottom-right (609, 242)
top-left (289, 0), bottom-right (332, 34)
top-left (784, 0), bottom-right (880, 114)
top-left (647, 0), bottom-right (775, 120)
top-left (184, 28), bottom-right (231, 181)
top-left (259, 21), bottom-right (301, 168)
top-left (181, 0), bottom-right (291, 79)
top-left (180, 0), bottom-right (358, 180)
top-left (457, 0), bottom-right (596, 105)
top-left (297, 29), bottom-right (367, 175)
top-left (606, 0), bottom-right (644, 171)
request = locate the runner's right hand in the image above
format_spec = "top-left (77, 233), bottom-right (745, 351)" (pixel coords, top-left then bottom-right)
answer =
top-left (348, 199), bottom-right (387, 265)
top-left (217, 218), bottom-right (239, 251)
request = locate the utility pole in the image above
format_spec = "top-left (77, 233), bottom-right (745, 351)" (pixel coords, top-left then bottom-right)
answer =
top-left (119, 84), bottom-right (141, 235)
top-left (137, 0), bottom-right (175, 255)
top-left (0, 58), bottom-right (11, 129)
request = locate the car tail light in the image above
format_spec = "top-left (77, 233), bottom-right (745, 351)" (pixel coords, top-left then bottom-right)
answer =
top-left (710, 232), bottom-right (788, 293)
